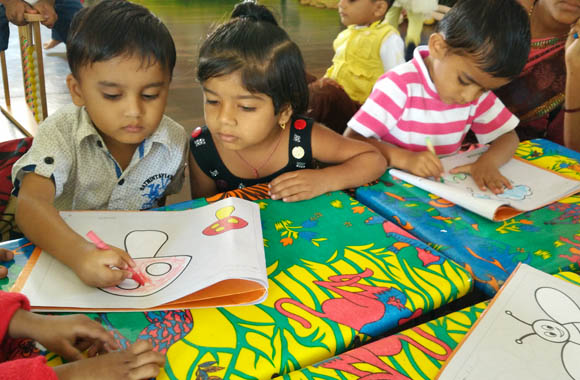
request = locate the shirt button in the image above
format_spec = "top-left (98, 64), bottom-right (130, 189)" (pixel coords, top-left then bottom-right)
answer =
top-left (44, 156), bottom-right (54, 164)
top-left (96, 141), bottom-right (103, 148)
top-left (118, 179), bottom-right (125, 185)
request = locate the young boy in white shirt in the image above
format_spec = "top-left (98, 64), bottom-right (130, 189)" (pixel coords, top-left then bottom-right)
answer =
top-left (11, 0), bottom-right (188, 288)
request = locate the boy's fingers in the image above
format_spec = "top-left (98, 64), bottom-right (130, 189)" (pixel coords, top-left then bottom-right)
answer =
top-left (101, 251), bottom-right (129, 269)
top-left (58, 342), bottom-right (84, 362)
top-left (128, 363), bottom-right (163, 380)
top-left (0, 248), bottom-right (13, 262)
top-left (131, 349), bottom-right (166, 370)
top-left (75, 319), bottom-right (118, 348)
top-left (129, 340), bottom-right (154, 355)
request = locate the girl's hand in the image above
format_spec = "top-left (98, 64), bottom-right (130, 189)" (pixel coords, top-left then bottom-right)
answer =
top-left (269, 170), bottom-right (329, 202)
top-left (74, 245), bottom-right (134, 288)
top-left (450, 160), bottom-right (512, 194)
top-left (566, 22), bottom-right (580, 73)
top-left (0, 248), bottom-right (14, 279)
top-left (400, 150), bottom-right (444, 180)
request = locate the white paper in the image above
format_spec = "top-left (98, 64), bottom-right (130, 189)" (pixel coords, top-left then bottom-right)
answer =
top-left (437, 264), bottom-right (580, 380)
top-left (390, 146), bottom-right (580, 221)
top-left (20, 198), bottom-right (268, 310)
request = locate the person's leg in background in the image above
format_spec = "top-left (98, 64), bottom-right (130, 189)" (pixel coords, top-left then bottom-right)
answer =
top-left (44, 0), bottom-right (82, 49)
top-left (0, 5), bottom-right (9, 52)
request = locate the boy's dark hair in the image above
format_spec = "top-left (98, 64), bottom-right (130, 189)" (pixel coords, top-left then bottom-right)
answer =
top-left (197, 2), bottom-right (308, 115)
top-left (437, 0), bottom-right (530, 79)
top-left (67, 0), bottom-right (176, 78)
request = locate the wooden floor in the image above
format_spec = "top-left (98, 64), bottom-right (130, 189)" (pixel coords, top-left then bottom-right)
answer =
top-left (0, 0), bottom-right (431, 203)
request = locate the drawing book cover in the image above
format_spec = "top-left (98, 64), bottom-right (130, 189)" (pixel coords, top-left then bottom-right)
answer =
top-left (12, 198), bottom-right (268, 312)
top-left (436, 263), bottom-right (580, 380)
top-left (390, 146), bottom-right (580, 221)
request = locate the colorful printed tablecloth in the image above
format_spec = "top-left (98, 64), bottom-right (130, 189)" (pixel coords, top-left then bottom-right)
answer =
top-left (356, 139), bottom-right (580, 296)
top-left (0, 189), bottom-right (472, 379)
top-left (277, 271), bottom-right (580, 380)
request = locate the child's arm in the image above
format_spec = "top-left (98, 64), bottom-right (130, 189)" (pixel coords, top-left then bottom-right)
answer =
top-left (269, 123), bottom-right (387, 202)
top-left (188, 152), bottom-right (218, 199)
top-left (53, 340), bottom-right (165, 380)
top-left (8, 310), bottom-right (118, 360)
top-left (344, 127), bottom-right (444, 179)
top-left (564, 23), bottom-right (580, 151)
top-left (450, 130), bottom-right (519, 194)
top-left (15, 173), bottom-right (134, 287)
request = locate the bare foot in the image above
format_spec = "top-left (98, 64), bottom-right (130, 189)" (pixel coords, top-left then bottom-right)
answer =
top-left (53, 340), bottom-right (165, 380)
top-left (43, 39), bottom-right (62, 50)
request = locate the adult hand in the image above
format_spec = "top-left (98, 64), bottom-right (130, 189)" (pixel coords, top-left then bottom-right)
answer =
top-left (3, 0), bottom-right (57, 27)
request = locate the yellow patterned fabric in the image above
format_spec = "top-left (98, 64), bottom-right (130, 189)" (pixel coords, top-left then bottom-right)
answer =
top-left (325, 20), bottom-right (398, 104)
top-left (9, 190), bottom-right (473, 379)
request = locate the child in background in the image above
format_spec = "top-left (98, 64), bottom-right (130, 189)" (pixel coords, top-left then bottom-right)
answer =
top-left (0, 291), bottom-right (164, 379)
top-left (345, 0), bottom-right (531, 194)
top-left (190, 1), bottom-right (387, 202)
top-left (11, 0), bottom-right (188, 288)
top-left (307, 0), bottom-right (404, 133)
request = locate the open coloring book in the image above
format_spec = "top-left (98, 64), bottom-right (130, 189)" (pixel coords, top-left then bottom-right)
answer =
top-left (12, 198), bottom-right (268, 312)
top-left (436, 264), bottom-right (580, 380)
top-left (390, 146), bottom-right (580, 221)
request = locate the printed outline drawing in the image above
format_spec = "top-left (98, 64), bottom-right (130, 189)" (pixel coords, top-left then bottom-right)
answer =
top-left (100, 230), bottom-right (192, 298)
top-left (202, 205), bottom-right (249, 236)
top-left (505, 287), bottom-right (580, 380)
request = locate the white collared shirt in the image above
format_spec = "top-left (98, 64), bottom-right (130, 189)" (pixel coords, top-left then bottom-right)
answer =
top-left (12, 104), bottom-right (188, 210)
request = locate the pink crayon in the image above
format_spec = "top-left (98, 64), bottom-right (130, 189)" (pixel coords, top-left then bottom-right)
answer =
top-left (86, 230), bottom-right (146, 286)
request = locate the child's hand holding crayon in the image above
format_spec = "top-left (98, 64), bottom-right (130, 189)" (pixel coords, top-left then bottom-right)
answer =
top-left (74, 242), bottom-right (136, 288)
top-left (392, 137), bottom-right (443, 180)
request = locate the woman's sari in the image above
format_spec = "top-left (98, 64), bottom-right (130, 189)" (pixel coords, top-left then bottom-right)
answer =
top-left (494, 36), bottom-right (567, 144)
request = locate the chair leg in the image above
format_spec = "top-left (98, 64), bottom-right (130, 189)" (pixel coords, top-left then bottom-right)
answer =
top-left (0, 51), bottom-right (10, 108)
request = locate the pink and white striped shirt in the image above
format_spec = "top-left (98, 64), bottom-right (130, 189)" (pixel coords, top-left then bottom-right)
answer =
top-left (347, 46), bottom-right (519, 155)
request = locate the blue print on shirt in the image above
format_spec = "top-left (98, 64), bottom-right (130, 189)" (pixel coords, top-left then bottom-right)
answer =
top-left (140, 173), bottom-right (173, 209)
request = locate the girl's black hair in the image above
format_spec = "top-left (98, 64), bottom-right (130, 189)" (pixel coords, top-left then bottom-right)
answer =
top-left (437, 0), bottom-right (531, 79)
top-left (67, 0), bottom-right (176, 78)
top-left (231, 0), bottom-right (279, 26)
top-left (197, 1), bottom-right (308, 115)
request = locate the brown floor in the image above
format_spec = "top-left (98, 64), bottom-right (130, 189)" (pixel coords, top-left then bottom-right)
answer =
top-left (0, 0), bottom-right (432, 204)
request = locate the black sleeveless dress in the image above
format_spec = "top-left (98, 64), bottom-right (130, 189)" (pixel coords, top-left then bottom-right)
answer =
top-left (190, 115), bottom-right (315, 193)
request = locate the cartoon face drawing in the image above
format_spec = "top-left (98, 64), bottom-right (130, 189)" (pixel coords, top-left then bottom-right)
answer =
top-left (532, 319), bottom-right (570, 343)
top-left (506, 287), bottom-right (580, 380)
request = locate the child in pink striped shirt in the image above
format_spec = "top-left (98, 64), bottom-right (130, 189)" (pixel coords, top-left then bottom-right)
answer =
top-left (345, 0), bottom-right (531, 194)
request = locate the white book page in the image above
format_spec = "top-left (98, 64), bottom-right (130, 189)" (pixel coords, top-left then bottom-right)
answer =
top-left (20, 198), bottom-right (267, 309)
top-left (437, 264), bottom-right (580, 380)
top-left (390, 146), bottom-right (580, 220)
